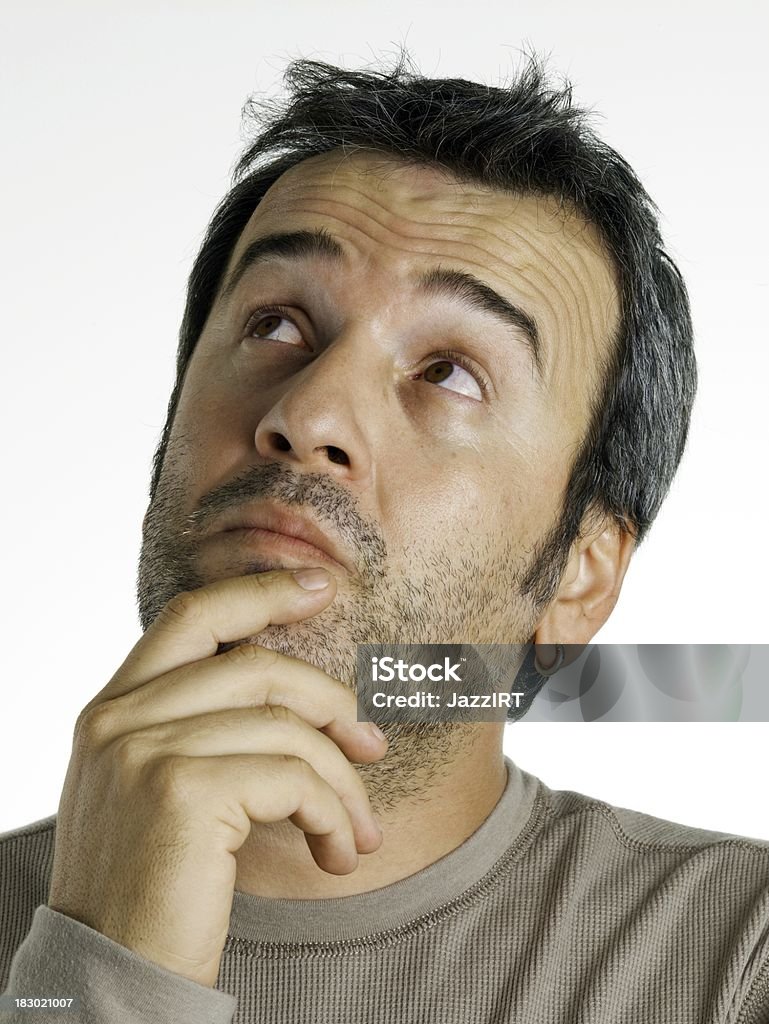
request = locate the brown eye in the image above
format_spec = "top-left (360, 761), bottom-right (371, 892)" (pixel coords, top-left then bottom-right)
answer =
top-left (421, 357), bottom-right (484, 401)
top-left (244, 306), bottom-right (306, 348)
top-left (424, 361), bottom-right (454, 383)
top-left (254, 314), bottom-right (283, 337)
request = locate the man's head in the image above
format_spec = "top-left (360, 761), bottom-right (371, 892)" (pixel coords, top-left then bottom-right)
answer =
top-left (137, 50), bottom-right (695, 767)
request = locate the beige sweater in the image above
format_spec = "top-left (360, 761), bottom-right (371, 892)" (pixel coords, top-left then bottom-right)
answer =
top-left (1, 757), bottom-right (768, 1023)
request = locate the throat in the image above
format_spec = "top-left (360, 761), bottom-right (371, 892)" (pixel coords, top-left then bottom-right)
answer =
top-left (233, 725), bottom-right (506, 900)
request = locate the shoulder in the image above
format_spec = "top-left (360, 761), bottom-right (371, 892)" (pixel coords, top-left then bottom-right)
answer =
top-left (0, 814), bottom-right (57, 876)
top-left (532, 780), bottom-right (769, 899)
top-left (512, 777), bottom-right (769, 1017)
top-left (0, 814), bottom-right (57, 845)
top-left (0, 815), bottom-right (57, 992)
top-left (538, 781), bottom-right (769, 864)
top-left (533, 779), bottom-right (769, 957)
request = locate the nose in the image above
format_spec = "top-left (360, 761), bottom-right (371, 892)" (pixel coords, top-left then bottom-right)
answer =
top-left (253, 342), bottom-right (375, 486)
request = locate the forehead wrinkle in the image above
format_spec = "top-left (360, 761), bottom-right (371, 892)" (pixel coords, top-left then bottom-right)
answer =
top-left (282, 194), bottom-right (583, 331)
top-left (563, 236), bottom-right (621, 360)
top-left (269, 152), bottom-right (614, 298)
top-left (286, 173), bottom-right (598, 267)
top-left (282, 181), bottom-right (578, 294)
top-left (470, 209), bottom-right (620, 390)
top-left (283, 199), bottom-right (608, 392)
top-left (248, 206), bottom-right (602, 400)
top-left (280, 201), bottom-right (552, 321)
top-left (301, 151), bottom-right (480, 207)
top-left (249, 166), bottom-right (618, 404)
top-left (456, 210), bottom-right (618, 345)
top-left (281, 184), bottom-right (607, 344)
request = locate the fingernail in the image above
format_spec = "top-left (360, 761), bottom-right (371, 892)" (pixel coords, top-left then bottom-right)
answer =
top-left (292, 568), bottom-right (331, 590)
top-left (365, 721), bottom-right (388, 744)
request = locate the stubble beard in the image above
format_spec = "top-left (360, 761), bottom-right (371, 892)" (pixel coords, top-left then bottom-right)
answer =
top-left (137, 439), bottom-right (541, 813)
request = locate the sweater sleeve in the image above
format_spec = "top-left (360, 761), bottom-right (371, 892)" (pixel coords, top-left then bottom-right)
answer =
top-left (0, 906), bottom-right (237, 1023)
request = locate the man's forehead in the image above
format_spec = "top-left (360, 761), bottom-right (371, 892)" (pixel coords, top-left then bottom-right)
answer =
top-left (244, 148), bottom-right (613, 257)
top-left (226, 148), bottom-right (620, 403)
top-left (257, 148), bottom-right (491, 212)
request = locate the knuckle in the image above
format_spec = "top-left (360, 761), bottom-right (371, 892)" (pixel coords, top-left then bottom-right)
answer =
top-left (150, 755), bottom-right (197, 806)
top-left (74, 702), bottom-right (113, 747)
top-left (265, 702), bottom-right (293, 724)
top-left (110, 733), bottom-right (149, 776)
top-left (226, 643), bottom-right (277, 670)
top-left (276, 752), bottom-right (310, 779)
top-left (247, 572), bottom-right (272, 595)
top-left (160, 589), bottom-right (205, 627)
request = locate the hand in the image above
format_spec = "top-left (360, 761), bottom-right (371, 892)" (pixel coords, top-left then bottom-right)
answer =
top-left (47, 568), bottom-right (387, 988)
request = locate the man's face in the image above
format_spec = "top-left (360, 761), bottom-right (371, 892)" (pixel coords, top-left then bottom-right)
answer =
top-left (137, 149), bottom-right (619, 778)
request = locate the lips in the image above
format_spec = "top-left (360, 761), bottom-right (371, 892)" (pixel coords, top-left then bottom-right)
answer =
top-left (212, 502), bottom-right (351, 572)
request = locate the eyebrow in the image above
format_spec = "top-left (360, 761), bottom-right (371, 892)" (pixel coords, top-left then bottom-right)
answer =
top-left (220, 227), bottom-right (543, 376)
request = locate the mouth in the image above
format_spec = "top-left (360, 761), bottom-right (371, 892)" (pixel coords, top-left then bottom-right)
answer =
top-left (211, 503), bottom-right (352, 574)
top-left (222, 526), bottom-right (347, 572)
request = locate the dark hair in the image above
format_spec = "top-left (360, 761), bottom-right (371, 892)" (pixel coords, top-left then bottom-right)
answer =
top-left (149, 46), bottom-right (696, 611)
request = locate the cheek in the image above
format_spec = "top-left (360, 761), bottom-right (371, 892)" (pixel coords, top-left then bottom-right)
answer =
top-left (167, 370), bottom-right (256, 495)
top-left (376, 428), bottom-right (570, 566)
top-left (376, 452), bottom-right (518, 554)
top-left (175, 340), bottom-right (267, 443)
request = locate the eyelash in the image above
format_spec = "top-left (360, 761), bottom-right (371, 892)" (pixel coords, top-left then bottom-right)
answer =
top-left (243, 304), bottom-right (491, 397)
top-left (414, 348), bottom-right (490, 397)
top-left (243, 303), bottom-right (299, 340)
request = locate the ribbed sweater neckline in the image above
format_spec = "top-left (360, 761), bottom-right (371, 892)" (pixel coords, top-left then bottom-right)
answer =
top-left (226, 755), bottom-right (543, 945)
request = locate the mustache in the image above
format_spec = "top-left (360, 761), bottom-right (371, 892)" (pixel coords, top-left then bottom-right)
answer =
top-left (181, 462), bottom-right (387, 577)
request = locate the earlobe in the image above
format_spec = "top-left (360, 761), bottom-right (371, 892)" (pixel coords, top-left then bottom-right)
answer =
top-left (533, 518), bottom-right (636, 646)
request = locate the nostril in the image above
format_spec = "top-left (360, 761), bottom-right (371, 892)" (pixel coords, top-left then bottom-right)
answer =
top-left (270, 433), bottom-right (292, 452)
top-left (325, 445), bottom-right (349, 465)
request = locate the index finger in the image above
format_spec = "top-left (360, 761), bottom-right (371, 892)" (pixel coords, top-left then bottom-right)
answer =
top-left (96, 569), bottom-right (337, 705)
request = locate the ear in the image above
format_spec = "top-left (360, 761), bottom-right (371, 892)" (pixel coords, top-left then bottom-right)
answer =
top-left (533, 515), bottom-right (636, 646)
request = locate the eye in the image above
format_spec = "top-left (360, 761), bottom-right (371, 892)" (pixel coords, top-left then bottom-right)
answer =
top-left (417, 352), bottom-right (487, 401)
top-left (244, 305), bottom-right (307, 349)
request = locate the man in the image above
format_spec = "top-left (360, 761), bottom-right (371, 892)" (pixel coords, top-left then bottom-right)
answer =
top-left (1, 49), bottom-right (767, 1024)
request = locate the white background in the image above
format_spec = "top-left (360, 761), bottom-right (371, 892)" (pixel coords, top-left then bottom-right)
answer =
top-left (1, 2), bottom-right (767, 838)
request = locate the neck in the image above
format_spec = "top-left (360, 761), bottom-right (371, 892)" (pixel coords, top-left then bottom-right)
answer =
top-left (233, 723), bottom-right (507, 899)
